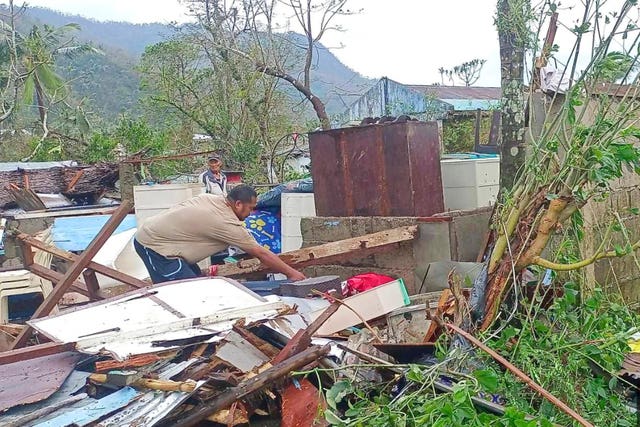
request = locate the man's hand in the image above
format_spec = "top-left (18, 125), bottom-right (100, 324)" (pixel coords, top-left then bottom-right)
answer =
top-left (287, 270), bottom-right (306, 282)
top-left (245, 245), bottom-right (306, 281)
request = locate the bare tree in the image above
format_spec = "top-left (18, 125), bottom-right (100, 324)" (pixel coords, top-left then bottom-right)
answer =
top-left (184, 0), bottom-right (355, 130)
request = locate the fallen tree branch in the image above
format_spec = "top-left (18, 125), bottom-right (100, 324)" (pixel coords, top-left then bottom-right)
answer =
top-left (446, 323), bottom-right (594, 427)
top-left (532, 238), bottom-right (640, 271)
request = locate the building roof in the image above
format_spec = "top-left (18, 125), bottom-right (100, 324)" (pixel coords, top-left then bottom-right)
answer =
top-left (407, 85), bottom-right (502, 100)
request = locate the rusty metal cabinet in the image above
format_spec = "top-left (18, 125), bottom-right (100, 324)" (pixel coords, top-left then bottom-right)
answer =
top-left (309, 121), bottom-right (444, 217)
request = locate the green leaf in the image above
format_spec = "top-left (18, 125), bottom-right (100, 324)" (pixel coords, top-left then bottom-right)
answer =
top-left (324, 409), bottom-right (344, 425)
top-left (473, 368), bottom-right (499, 393)
top-left (326, 381), bottom-right (352, 411)
top-left (406, 364), bottom-right (424, 383)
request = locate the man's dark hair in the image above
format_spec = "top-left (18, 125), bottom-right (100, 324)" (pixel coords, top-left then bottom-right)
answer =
top-left (227, 184), bottom-right (257, 203)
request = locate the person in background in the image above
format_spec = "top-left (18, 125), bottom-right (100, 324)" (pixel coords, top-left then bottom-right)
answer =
top-left (200, 154), bottom-right (227, 195)
top-left (134, 184), bottom-right (306, 284)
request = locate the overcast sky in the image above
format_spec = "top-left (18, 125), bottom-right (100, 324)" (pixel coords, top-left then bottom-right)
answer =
top-left (16, 0), bottom-right (632, 87)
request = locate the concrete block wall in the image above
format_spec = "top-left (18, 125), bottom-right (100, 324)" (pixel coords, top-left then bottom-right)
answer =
top-left (300, 211), bottom-right (491, 295)
top-left (581, 176), bottom-right (640, 302)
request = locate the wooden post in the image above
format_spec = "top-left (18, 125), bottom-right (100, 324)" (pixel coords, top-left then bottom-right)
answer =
top-left (118, 163), bottom-right (136, 204)
top-left (10, 201), bottom-right (133, 349)
top-left (82, 269), bottom-right (101, 300)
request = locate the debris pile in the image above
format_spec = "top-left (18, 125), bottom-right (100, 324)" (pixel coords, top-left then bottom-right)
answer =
top-left (0, 162), bottom-right (119, 211)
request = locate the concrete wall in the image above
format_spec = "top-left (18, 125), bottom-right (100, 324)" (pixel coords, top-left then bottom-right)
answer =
top-left (529, 93), bottom-right (640, 302)
top-left (582, 174), bottom-right (640, 301)
top-left (300, 210), bottom-right (491, 295)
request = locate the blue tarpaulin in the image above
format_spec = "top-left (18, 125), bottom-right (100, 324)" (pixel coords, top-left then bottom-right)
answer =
top-left (52, 214), bottom-right (137, 252)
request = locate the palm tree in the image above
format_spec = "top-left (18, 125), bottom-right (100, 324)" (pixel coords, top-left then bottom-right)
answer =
top-left (17, 23), bottom-right (100, 160)
top-left (20, 23), bottom-right (98, 125)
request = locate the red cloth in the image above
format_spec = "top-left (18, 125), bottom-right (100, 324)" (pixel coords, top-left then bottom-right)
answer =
top-left (343, 273), bottom-right (396, 296)
top-left (208, 265), bottom-right (219, 276)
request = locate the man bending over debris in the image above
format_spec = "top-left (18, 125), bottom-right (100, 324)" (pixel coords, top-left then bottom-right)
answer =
top-left (134, 184), bottom-right (306, 283)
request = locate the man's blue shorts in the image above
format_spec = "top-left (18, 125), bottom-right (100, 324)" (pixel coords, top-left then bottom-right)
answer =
top-left (134, 239), bottom-right (201, 284)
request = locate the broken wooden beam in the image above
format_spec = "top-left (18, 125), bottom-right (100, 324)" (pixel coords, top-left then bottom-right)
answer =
top-left (28, 263), bottom-right (92, 298)
top-left (172, 344), bottom-right (331, 427)
top-left (17, 232), bottom-right (149, 289)
top-left (90, 373), bottom-right (197, 393)
top-left (10, 201), bottom-right (132, 349)
top-left (272, 302), bottom-right (340, 364)
top-left (0, 342), bottom-right (75, 365)
top-left (6, 185), bottom-right (46, 211)
top-left (217, 225), bottom-right (419, 277)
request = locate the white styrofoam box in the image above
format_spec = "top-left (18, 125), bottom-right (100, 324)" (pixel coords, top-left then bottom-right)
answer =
top-left (134, 183), bottom-right (205, 224)
top-left (134, 183), bottom-right (204, 209)
top-left (441, 157), bottom-right (500, 210)
top-left (440, 157), bottom-right (500, 188)
top-left (443, 184), bottom-right (499, 211)
top-left (281, 193), bottom-right (316, 218)
top-left (282, 235), bottom-right (303, 253)
top-left (309, 279), bottom-right (410, 335)
top-left (281, 216), bottom-right (304, 237)
top-left (475, 160), bottom-right (501, 186)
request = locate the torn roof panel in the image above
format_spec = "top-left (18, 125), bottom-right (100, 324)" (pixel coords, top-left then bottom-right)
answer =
top-left (0, 370), bottom-right (91, 425)
top-left (29, 278), bottom-right (289, 360)
top-left (96, 362), bottom-right (205, 427)
top-left (33, 386), bottom-right (139, 427)
top-left (0, 351), bottom-right (81, 412)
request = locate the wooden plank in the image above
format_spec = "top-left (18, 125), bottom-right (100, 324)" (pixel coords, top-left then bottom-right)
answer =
top-left (217, 225), bottom-right (419, 277)
top-left (0, 342), bottom-right (75, 365)
top-left (66, 170), bottom-right (85, 192)
top-left (10, 201), bottom-right (133, 349)
top-left (7, 186), bottom-right (46, 211)
top-left (17, 233), bottom-right (149, 289)
top-left (28, 264), bottom-right (92, 298)
top-left (82, 269), bottom-right (101, 300)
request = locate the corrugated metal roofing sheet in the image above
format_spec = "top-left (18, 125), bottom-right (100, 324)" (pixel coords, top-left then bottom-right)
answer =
top-left (34, 386), bottom-right (139, 427)
top-left (0, 351), bottom-right (81, 412)
top-left (97, 361), bottom-right (205, 427)
top-left (0, 161), bottom-right (77, 172)
top-left (0, 370), bottom-right (91, 426)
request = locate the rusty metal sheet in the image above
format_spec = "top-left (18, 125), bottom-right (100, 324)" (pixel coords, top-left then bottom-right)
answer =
top-left (310, 121), bottom-right (444, 217)
top-left (281, 379), bottom-right (327, 427)
top-left (0, 351), bottom-right (80, 412)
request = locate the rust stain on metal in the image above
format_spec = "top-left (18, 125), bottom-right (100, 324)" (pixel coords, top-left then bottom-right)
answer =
top-left (309, 121), bottom-right (444, 217)
top-left (281, 379), bottom-right (327, 427)
top-left (0, 351), bottom-right (80, 411)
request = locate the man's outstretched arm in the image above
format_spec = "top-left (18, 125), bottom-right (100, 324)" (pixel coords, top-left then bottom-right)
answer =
top-left (244, 245), bottom-right (306, 281)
